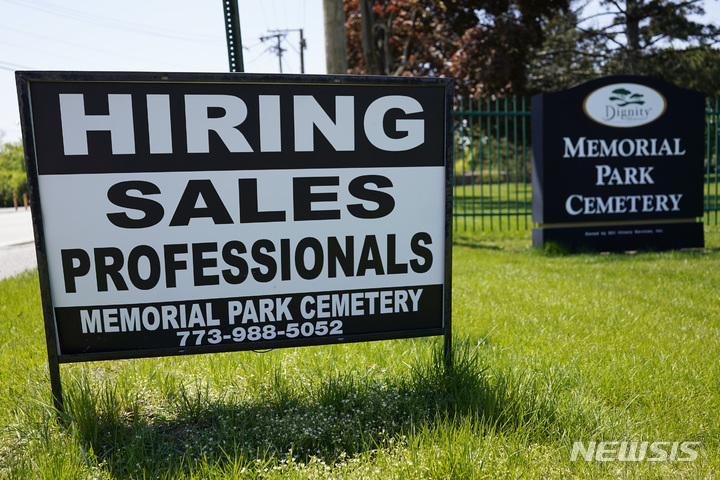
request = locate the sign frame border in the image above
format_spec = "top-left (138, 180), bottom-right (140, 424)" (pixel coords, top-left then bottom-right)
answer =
top-left (16, 71), bottom-right (454, 411)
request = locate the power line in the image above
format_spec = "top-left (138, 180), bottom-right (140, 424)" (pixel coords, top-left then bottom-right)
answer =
top-left (1, 25), bottom-right (188, 68)
top-left (3, 0), bottom-right (218, 44)
top-left (0, 60), bottom-right (32, 71)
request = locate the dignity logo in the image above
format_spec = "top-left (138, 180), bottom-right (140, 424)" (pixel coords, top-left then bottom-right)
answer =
top-left (570, 441), bottom-right (700, 462)
top-left (608, 88), bottom-right (645, 107)
top-left (584, 83), bottom-right (666, 128)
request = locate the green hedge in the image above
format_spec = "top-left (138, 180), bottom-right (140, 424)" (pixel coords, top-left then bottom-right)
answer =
top-left (0, 170), bottom-right (28, 207)
top-left (0, 140), bottom-right (27, 207)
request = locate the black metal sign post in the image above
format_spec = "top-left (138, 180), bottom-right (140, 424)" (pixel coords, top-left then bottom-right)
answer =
top-left (16, 71), bottom-right (453, 413)
top-left (223, 0), bottom-right (243, 72)
top-left (15, 75), bottom-right (65, 414)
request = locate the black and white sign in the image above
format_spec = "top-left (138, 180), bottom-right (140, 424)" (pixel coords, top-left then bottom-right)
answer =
top-left (532, 75), bottom-right (705, 251)
top-left (17, 72), bottom-right (452, 362)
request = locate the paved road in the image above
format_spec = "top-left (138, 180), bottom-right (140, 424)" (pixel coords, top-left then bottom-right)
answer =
top-left (0, 207), bottom-right (37, 280)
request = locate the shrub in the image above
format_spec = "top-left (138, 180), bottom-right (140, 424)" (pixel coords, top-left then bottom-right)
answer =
top-left (0, 170), bottom-right (28, 207)
top-left (0, 140), bottom-right (28, 207)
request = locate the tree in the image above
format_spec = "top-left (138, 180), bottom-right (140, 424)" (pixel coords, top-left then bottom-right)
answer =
top-left (0, 140), bottom-right (24, 172)
top-left (345, 0), bottom-right (479, 76)
top-left (451, 15), bottom-right (539, 97)
top-left (526, 5), bottom-right (605, 92)
top-left (344, 0), bottom-right (720, 97)
top-left (525, 0), bottom-right (720, 94)
top-left (344, 0), bottom-right (569, 96)
top-left (0, 140), bottom-right (28, 208)
top-left (631, 47), bottom-right (720, 95)
top-left (577, 0), bottom-right (720, 74)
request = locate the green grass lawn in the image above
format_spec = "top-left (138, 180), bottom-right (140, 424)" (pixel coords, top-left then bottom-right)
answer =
top-left (1, 228), bottom-right (719, 479)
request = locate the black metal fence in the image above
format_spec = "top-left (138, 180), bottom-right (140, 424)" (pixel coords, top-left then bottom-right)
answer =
top-left (453, 97), bottom-right (720, 230)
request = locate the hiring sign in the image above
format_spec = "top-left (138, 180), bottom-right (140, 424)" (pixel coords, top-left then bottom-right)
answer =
top-left (532, 75), bottom-right (704, 251)
top-left (16, 72), bottom-right (452, 364)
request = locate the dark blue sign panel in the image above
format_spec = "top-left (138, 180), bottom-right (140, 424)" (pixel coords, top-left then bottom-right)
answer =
top-left (532, 75), bottom-right (704, 251)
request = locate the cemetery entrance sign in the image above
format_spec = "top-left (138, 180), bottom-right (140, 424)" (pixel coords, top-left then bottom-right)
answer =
top-left (532, 75), bottom-right (704, 251)
top-left (16, 71), bottom-right (452, 379)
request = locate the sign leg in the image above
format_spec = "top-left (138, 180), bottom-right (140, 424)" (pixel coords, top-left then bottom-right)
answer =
top-left (443, 324), bottom-right (453, 371)
top-left (48, 357), bottom-right (64, 421)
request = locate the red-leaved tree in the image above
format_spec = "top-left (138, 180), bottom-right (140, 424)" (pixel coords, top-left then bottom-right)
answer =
top-left (345, 0), bottom-right (567, 97)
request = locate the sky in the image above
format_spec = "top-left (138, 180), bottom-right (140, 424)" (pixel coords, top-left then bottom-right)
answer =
top-left (2, 0), bottom-right (720, 144)
top-left (1, 0), bottom-right (327, 143)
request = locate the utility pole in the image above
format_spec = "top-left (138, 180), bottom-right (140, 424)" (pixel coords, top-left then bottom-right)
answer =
top-left (323, 0), bottom-right (347, 74)
top-left (261, 29), bottom-right (307, 73)
top-left (222, 0), bottom-right (244, 72)
top-left (260, 32), bottom-right (286, 73)
top-left (298, 29), bottom-right (306, 73)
